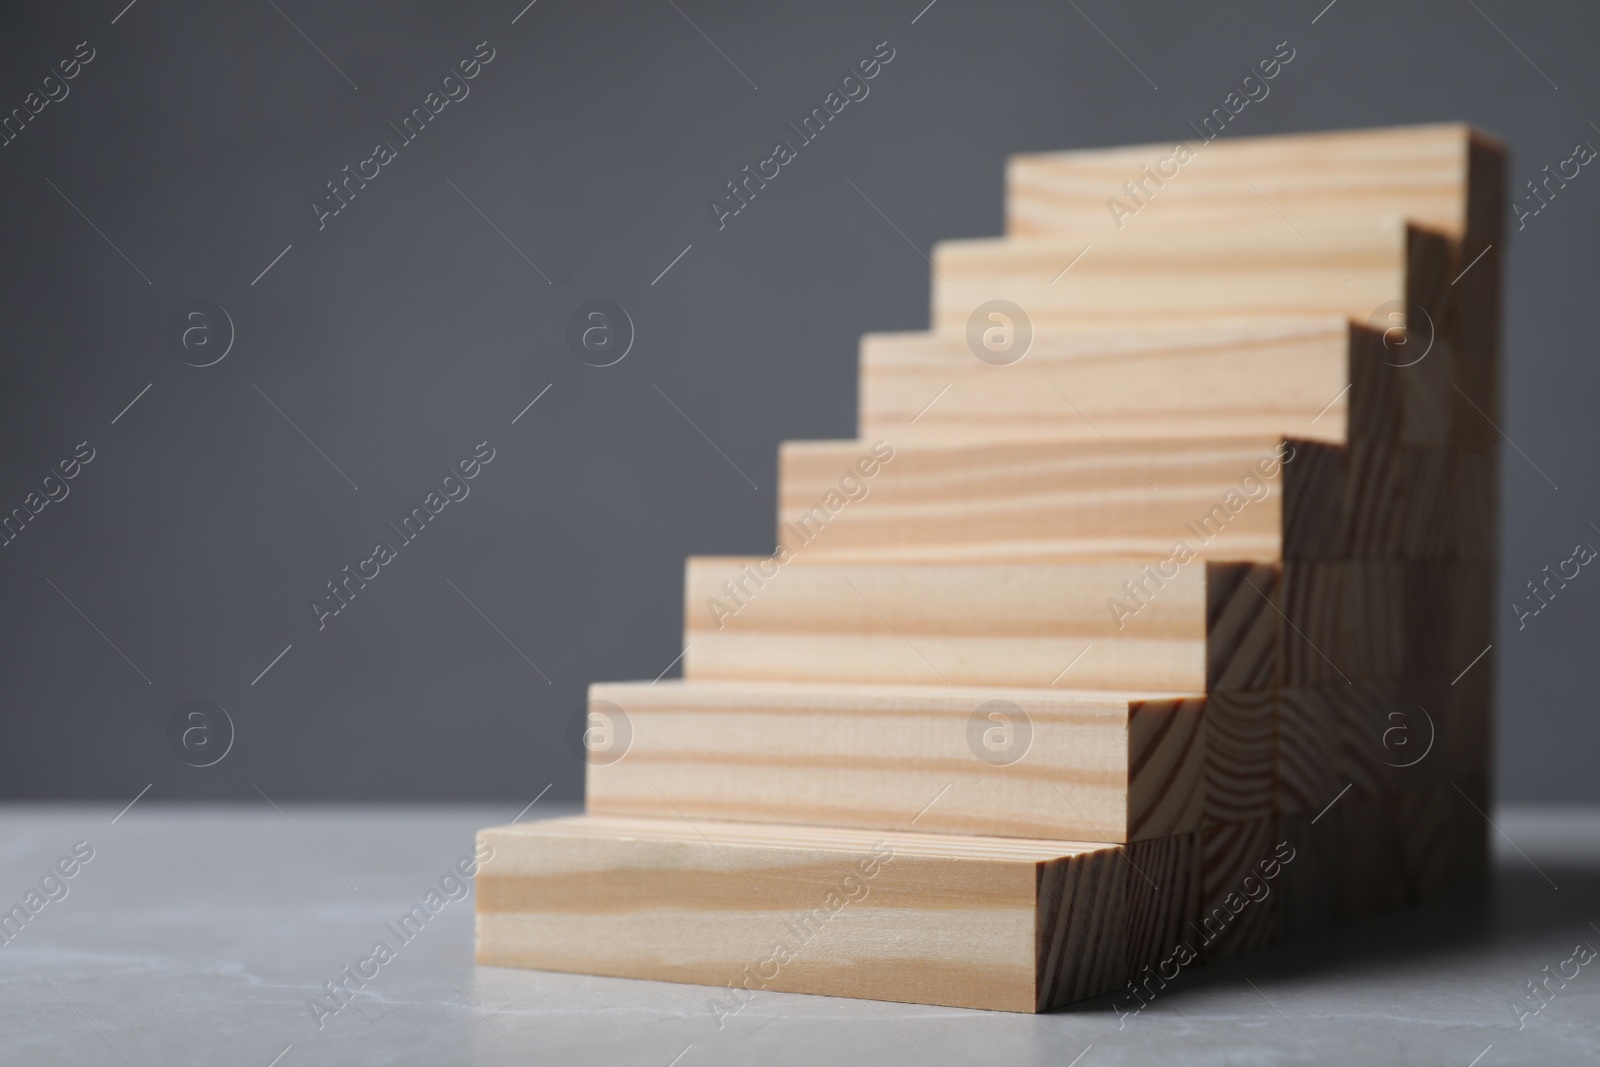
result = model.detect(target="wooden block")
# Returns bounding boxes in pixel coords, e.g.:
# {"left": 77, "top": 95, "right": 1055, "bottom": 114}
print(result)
{"left": 1449, "top": 768, "right": 1492, "bottom": 888}
{"left": 1449, "top": 560, "right": 1495, "bottom": 672}
{"left": 1197, "top": 818, "right": 1281, "bottom": 961}
{"left": 1204, "top": 689, "right": 1275, "bottom": 825}
{"left": 1006, "top": 123, "right": 1488, "bottom": 242}
{"left": 860, "top": 318, "right": 1401, "bottom": 450}
{"left": 1395, "top": 783, "right": 1459, "bottom": 902}
{"left": 1277, "top": 688, "right": 1341, "bottom": 816}
{"left": 1205, "top": 562, "right": 1281, "bottom": 692}
{"left": 1282, "top": 440, "right": 1347, "bottom": 560}
{"left": 1335, "top": 681, "right": 1403, "bottom": 798}
{"left": 585, "top": 680, "right": 1208, "bottom": 843}
{"left": 1400, "top": 449, "right": 1455, "bottom": 559}
{"left": 929, "top": 217, "right": 1451, "bottom": 344}
{"left": 1451, "top": 449, "right": 1498, "bottom": 561}
{"left": 1337, "top": 676, "right": 1448, "bottom": 797}
{"left": 1280, "top": 560, "right": 1403, "bottom": 686}
{"left": 1125, "top": 833, "right": 1200, "bottom": 975}
{"left": 1451, "top": 133, "right": 1508, "bottom": 457}
{"left": 1280, "top": 561, "right": 1346, "bottom": 687}
{"left": 685, "top": 558, "right": 1278, "bottom": 693}
{"left": 1276, "top": 811, "right": 1338, "bottom": 939}
{"left": 476, "top": 816, "right": 1195, "bottom": 1012}
{"left": 1444, "top": 651, "right": 1493, "bottom": 781}
{"left": 1335, "top": 795, "right": 1407, "bottom": 921}
{"left": 1341, "top": 561, "right": 1404, "bottom": 681}
{"left": 777, "top": 435, "right": 1334, "bottom": 564}
{"left": 1343, "top": 440, "right": 1406, "bottom": 558}
{"left": 1401, "top": 562, "right": 1453, "bottom": 682}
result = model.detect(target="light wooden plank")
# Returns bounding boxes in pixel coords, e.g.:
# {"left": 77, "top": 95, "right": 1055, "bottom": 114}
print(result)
{"left": 929, "top": 216, "right": 1450, "bottom": 342}
{"left": 476, "top": 815, "right": 1195, "bottom": 1012}
{"left": 777, "top": 435, "right": 1338, "bottom": 564}
{"left": 584, "top": 679, "right": 1207, "bottom": 843}
{"left": 684, "top": 557, "right": 1278, "bottom": 692}
{"left": 860, "top": 318, "right": 1369, "bottom": 447}
{"left": 1006, "top": 123, "right": 1489, "bottom": 241}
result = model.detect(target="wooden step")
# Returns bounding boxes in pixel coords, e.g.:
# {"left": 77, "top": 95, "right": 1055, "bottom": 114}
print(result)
{"left": 683, "top": 556, "right": 1401, "bottom": 694}
{"left": 683, "top": 557, "right": 1278, "bottom": 692}
{"left": 776, "top": 434, "right": 1345, "bottom": 563}
{"left": 475, "top": 123, "right": 1503, "bottom": 1010}
{"left": 859, "top": 318, "right": 1398, "bottom": 447}
{"left": 475, "top": 815, "right": 1198, "bottom": 1013}
{"left": 929, "top": 216, "right": 1450, "bottom": 341}
{"left": 583, "top": 679, "right": 1208, "bottom": 842}
{"left": 1005, "top": 122, "right": 1496, "bottom": 243}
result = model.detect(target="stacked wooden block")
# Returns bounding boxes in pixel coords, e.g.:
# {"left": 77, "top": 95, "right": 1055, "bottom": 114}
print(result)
{"left": 477, "top": 124, "right": 1503, "bottom": 1011}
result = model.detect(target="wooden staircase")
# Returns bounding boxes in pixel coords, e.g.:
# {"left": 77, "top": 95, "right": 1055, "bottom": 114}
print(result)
{"left": 475, "top": 122, "right": 1503, "bottom": 1013}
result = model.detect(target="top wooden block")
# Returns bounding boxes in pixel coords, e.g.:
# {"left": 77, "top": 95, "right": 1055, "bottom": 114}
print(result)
{"left": 1006, "top": 122, "right": 1502, "bottom": 245}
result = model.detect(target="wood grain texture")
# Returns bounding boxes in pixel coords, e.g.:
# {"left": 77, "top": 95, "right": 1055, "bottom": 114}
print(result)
{"left": 1279, "top": 561, "right": 1350, "bottom": 687}
{"left": 1204, "top": 688, "right": 1275, "bottom": 825}
{"left": 1277, "top": 688, "right": 1342, "bottom": 817}
{"left": 684, "top": 557, "right": 1279, "bottom": 693}
{"left": 1006, "top": 123, "right": 1488, "bottom": 241}
{"left": 929, "top": 217, "right": 1451, "bottom": 342}
{"left": 1343, "top": 438, "right": 1407, "bottom": 558}
{"left": 1334, "top": 681, "right": 1405, "bottom": 799}
{"left": 1124, "top": 833, "right": 1200, "bottom": 976}
{"left": 584, "top": 680, "right": 1207, "bottom": 843}
{"left": 778, "top": 435, "right": 1331, "bottom": 564}
{"left": 1401, "top": 449, "right": 1455, "bottom": 560}
{"left": 860, "top": 319, "right": 1362, "bottom": 446}
{"left": 1204, "top": 562, "right": 1280, "bottom": 691}
{"left": 1007, "top": 122, "right": 1504, "bottom": 470}
{"left": 1006, "top": 121, "right": 1504, "bottom": 459}
{"left": 476, "top": 815, "right": 1193, "bottom": 1013}
{"left": 1340, "top": 561, "right": 1404, "bottom": 681}
{"left": 1197, "top": 818, "right": 1281, "bottom": 961}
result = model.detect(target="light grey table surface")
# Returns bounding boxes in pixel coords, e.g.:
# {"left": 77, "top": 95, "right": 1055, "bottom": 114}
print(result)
{"left": 2, "top": 802, "right": 1596, "bottom": 1066}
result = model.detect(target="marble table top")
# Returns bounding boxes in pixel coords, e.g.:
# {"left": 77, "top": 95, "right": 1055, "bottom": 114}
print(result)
{"left": 3, "top": 802, "right": 1597, "bottom": 1066}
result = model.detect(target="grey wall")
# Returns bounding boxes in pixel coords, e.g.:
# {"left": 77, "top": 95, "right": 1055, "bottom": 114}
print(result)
{"left": 1, "top": 0, "right": 1595, "bottom": 802}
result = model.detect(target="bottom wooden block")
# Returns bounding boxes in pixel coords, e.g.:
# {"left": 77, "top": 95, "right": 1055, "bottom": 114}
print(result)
{"left": 1277, "top": 811, "right": 1338, "bottom": 939}
{"left": 476, "top": 815, "right": 1194, "bottom": 1013}
{"left": 1335, "top": 795, "right": 1408, "bottom": 921}
{"left": 1198, "top": 818, "right": 1283, "bottom": 961}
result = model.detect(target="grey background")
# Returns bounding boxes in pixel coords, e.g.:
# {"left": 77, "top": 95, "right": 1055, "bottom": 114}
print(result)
{"left": 0, "top": 0, "right": 1594, "bottom": 802}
